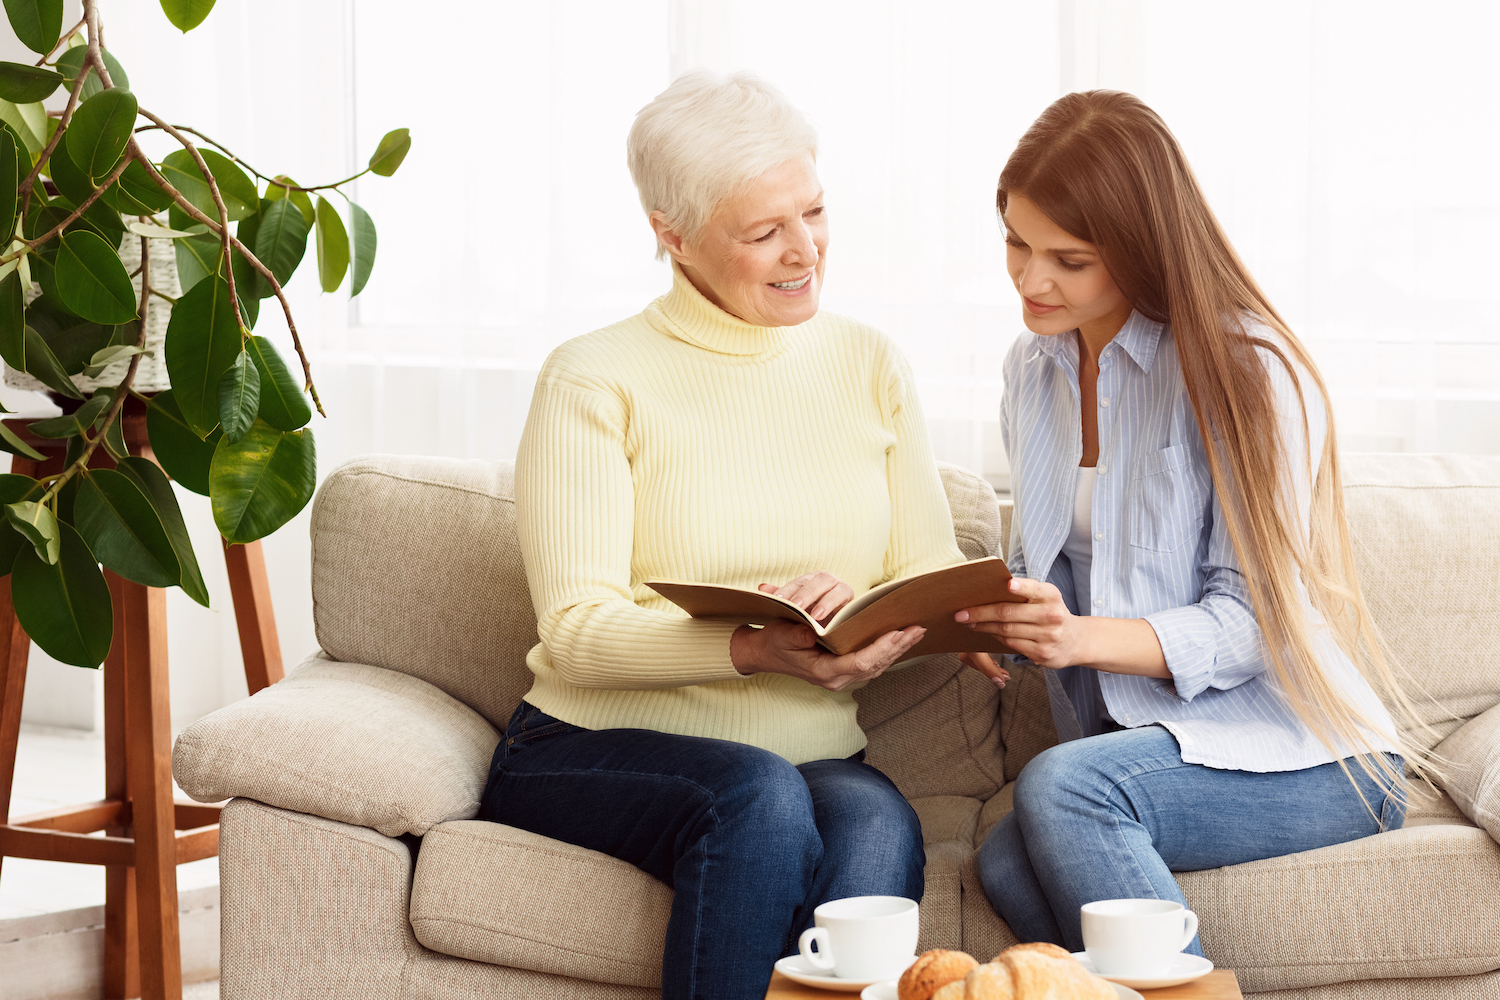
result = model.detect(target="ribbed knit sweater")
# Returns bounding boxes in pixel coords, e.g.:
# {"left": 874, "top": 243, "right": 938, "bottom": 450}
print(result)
{"left": 515, "top": 264, "right": 964, "bottom": 764}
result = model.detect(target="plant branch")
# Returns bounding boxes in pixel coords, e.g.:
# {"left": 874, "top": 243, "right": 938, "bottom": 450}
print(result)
{"left": 132, "top": 108, "right": 243, "bottom": 337}
{"left": 2, "top": 154, "right": 133, "bottom": 262}
{"left": 36, "top": 16, "right": 89, "bottom": 66}
{"left": 127, "top": 140, "right": 324, "bottom": 416}
{"left": 39, "top": 235, "right": 151, "bottom": 505}
{"left": 131, "top": 123, "right": 370, "bottom": 192}
{"left": 18, "top": 57, "right": 93, "bottom": 219}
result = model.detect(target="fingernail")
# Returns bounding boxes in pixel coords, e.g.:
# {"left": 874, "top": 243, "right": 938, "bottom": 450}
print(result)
{"left": 993, "top": 677, "right": 1005, "bottom": 688}
{"left": 1009, "top": 579, "right": 1020, "bottom": 592}
{"left": 955, "top": 610, "right": 970, "bottom": 623}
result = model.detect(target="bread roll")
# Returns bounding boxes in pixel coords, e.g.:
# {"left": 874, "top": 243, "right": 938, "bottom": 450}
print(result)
{"left": 960, "top": 961, "right": 1016, "bottom": 999}
{"left": 931, "top": 982, "right": 968, "bottom": 1000}
{"left": 992, "top": 942, "right": 1073, "bottom": 963}
{"left": 898, "top": 949, "right": 980, "bottom": 1000}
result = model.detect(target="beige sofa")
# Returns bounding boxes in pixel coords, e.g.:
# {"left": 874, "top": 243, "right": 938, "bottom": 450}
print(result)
{"left": 173, "top": 452, "right": 1500, "bottom": 999}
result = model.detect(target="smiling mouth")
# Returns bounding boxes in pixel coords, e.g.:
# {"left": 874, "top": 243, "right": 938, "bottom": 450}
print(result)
{"left": 770, "top": 274, "right": 812, "bottom": 291}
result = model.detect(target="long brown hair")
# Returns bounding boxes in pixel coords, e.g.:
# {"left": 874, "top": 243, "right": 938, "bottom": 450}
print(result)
{"left": 999, "top": 90, "right": 1428, "bottom": 789}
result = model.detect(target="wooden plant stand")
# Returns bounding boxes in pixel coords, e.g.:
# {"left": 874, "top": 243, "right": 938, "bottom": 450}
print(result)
{"left": 0, "top": 408, "right": 285, "bottom": 1000}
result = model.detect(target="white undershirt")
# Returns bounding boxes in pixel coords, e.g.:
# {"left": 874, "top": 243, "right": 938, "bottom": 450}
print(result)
{"left": 1060, "top": 466, "right": 1098, "bottom": 616}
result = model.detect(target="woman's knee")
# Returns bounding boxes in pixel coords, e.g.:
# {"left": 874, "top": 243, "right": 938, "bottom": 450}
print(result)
{"left": 700, "top": 744, "right": 819, "bottom": 844}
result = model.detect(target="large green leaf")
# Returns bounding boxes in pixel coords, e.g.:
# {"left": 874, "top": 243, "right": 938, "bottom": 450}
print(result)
{"left": 0, "top": 421, "right": 45, "bottom": 461}
{"left": 5, "top": 497, "right": 58, "bottom": 563}
{"left": 0, "top": 98, "right": 46, "bottom": 155}
{"left": 0, "top": 271, "right": 22, "bottom": 371}
{"left": 174, "top": 230, "right": 220, "bottom": 294}
{"left": 66, "top": 88, "right": 137, "bottom": 182}
{"left": 159, "top": 148, "right": 257, "bottom": 222}
{"left": 159, "top": 0, "right": 216, "bottom": 32}
{"left": 217, "top": 349, "right": 258, "bottom": 443}
{"left": 74, "top": 468, "right": 180, "bottom": 587}
{"left": 0, "top": 61, "right": 60, "bottom": 105}
{"left": 40, "top": 320, "right": 117, "bottom": 374}
{"left": 231, "top": 234, "right": 258, "bottom": 328}
{"left": 22, "top": 325, "right": 81, "bottom": 398}
{"left": 314, "top": 196, "right": 347, "bottom": 293}
{"left": 11, "top": 520, "right": 113, "bottom": 667}
{"left": 367, "top": 128, "right": 410, "bottom": 177}
{"left": 144, "top": 390, "right": 219, "bottom": 496}
{"left": 55, "top": 46, "right": 128, "bottom": 101}
{"left": 28, "top": 392, "right": 108, "bottom": 438}
{"left": 245, "top": 335, "right": 309, "bottom": 431}
{"left": 253, "top": 199, "right": 308, "bottom": 297}
{"left": 114, "top": 455, "right": 208, "bottom": 606}
{"left": 264, "top": 175, "right": 314, "bottom": 225}
{"left": 209, "top": 420, "right": 315, "bottom": 543}
{"left": 3, "top": 0, "right": 63, "bottom": 56}
{"left": 349, "top": 201, "right": 376, "bottom": 297}
{"left": 44, "top": 127, "right": 93, "bottom": 207}
{"left": 164, "top": 273, "right": 240, "bottom": 435}
{"left": 0, "top": 125, "right": 16, "bottom": 246}
{"left": 0, "top": 473, "right": 41, "bottom": 572}
{"left": 55, "top": 230, "right": 137, "bottom": 324}
{"left": 101, "top": 159, "right": 174, "bottom": 215}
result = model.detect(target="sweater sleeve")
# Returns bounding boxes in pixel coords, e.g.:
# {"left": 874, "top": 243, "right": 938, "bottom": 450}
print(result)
{"left": 879, "top": 347, "right": 966, "bottom": 583}
{"left": 514, "top": 358, "right": 746, "bottom": 691}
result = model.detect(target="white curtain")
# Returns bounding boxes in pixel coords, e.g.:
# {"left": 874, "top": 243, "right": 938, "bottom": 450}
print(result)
{"left": 6, "top": 0, "right": 1497, "bottom": 727}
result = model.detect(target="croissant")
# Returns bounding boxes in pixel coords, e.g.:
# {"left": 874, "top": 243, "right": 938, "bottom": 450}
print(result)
{"left": 898, "top": 943, "right": 1113, "bottom": 1000}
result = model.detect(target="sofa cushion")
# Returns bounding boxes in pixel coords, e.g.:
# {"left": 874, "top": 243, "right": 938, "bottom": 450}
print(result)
{"left": 1433, "top": 700, "right": 1500, "bottom": 841}
{"left": 410, "top": 817, "right": 974, "bottom": 987}
{"left": 961, "top": 783, "right": 1500, "bottom": 991}
{"left": 173, "top": 654, "right": 499, "bottom": 837}
{"left": 1340, "top": 453, "right": 1500, "bottom": 749}
{"left": 310, "top": 455, "right": 537, "bottom": 730}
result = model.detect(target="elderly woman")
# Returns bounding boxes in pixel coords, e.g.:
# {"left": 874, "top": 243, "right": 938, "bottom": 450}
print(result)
{"left": 478, "top": 71, "right": 979, "bottom": 999}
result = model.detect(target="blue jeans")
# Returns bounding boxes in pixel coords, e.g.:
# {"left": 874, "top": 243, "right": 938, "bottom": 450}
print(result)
{"left": 479, "top": 702, "right": 925, "bottom": 1000}
{"left": 976, "top": 725, "right": 1405, "bottom": 955}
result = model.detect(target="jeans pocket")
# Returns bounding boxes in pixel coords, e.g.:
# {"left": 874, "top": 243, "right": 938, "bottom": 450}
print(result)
{"left": 502, "top": 703, "right": 579, "bottom": 757}
{"left": 1128, "top": 444, "right": 1211, "bottom": 552}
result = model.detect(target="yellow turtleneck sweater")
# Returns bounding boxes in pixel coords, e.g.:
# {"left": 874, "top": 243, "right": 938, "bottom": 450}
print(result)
{"left": 515, "top": 265, "right": 964, "bottom": 764}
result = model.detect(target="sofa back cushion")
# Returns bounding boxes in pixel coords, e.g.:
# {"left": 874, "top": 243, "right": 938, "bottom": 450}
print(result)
{"left": 311, "top": 455, "right": 536, "bottom": 730}
{"left": 1340, "top": 453, "right": 1500, "bottom": 749}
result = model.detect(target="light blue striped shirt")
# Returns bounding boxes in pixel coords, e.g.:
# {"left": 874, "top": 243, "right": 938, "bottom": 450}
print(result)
{"left": 1000, "top": 311, "right": 1396, "bottom": 772}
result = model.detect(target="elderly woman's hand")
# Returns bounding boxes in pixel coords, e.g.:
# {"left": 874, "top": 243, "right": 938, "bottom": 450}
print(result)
{"left": 731, "top": 621, "right": 927, "bottom": 691}
{"left": 758, "top": 570, "right": 854, "bottom": 625}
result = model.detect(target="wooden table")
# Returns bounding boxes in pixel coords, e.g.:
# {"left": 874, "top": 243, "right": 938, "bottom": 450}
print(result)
{"left": 766, "top": 968, "right": 1242, "bottom": 999}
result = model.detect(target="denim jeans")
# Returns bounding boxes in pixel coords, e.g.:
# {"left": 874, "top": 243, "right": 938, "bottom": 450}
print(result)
{"left": 976, "top": 725, "right": 1405, "bottom": 955}
{"left": 479, "top": 702, "right": 925, "bottom": 1000}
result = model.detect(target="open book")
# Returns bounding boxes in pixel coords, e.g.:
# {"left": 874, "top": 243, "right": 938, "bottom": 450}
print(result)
{"left": 646, "top": 557, "right": 1023, "bottom": 659}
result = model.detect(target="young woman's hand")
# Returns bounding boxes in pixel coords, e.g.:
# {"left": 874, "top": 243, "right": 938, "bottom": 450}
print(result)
{"left": 758, "top": 570, "right": 854, "bottom": 625}
{"left": 958, "top": 651, "right": 1011, "bottom": 688}
{"left": 957, "top": 578, "right": 1088, "bottom": 669}
{"left": 731, "top": 620, "right": 927, "bottom": 691}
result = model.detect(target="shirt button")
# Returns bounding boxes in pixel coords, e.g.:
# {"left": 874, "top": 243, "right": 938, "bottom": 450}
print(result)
{"left": 1094, "top": 598, "right": 1105, "bottom": 608}
{"left": 1097, "top": 465, "right": 1107, "bottom": 475}
{"left": 1101, "top": 398, "right": 1111, "bottom": 407}
{"left": 1094, "top": 532, "right": 1105, "bottom": 541}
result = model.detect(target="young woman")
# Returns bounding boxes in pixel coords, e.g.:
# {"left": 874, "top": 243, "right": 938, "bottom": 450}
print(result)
{"left": 958, "top": 90, "right": 1423, "bottom": 955}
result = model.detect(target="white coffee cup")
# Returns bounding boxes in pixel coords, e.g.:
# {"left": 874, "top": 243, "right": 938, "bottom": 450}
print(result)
{"left": 1081, "top": 898, "right": 1198, "bottom": 979}
{"left": 797, "top": 896, "right": 919, "bottom": 981}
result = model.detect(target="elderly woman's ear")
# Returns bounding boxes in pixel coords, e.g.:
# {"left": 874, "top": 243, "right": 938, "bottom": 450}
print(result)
{"left": 649, "top": 212, "right": 691, "bottom": 264}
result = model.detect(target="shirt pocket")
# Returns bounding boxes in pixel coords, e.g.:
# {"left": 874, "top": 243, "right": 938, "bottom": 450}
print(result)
{"left": 1129, "top": 444, "right": 1211, "bottom": 552}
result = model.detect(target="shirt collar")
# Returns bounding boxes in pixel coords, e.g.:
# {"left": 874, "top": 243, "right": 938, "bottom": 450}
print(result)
{"left": 1031, "top": 309, "right": 1166, "bottom": 374}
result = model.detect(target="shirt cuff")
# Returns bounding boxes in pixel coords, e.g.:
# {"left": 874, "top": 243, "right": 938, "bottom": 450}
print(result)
{"left": 1144, "top": 606, "right": 1218, "bottom": 702}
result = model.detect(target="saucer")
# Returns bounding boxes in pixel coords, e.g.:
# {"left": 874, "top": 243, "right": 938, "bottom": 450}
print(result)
{"left": 1072, "top": 952, "right": 1214, "bottom": 990}
{"left": 775, "top": 954, "right": 917, "bottom": 992}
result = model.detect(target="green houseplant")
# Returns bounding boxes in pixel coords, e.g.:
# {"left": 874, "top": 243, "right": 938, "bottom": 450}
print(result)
{"left": 0, "top": 0, "right": 409, "bottom": 667}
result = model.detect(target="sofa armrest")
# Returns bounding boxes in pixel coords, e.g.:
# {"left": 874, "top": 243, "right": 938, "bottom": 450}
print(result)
{"left": 172, "top": 652, "right": 500, "bottom": 837}
{"left": 1434, "top": 700, "right": 1500, "bottom": 843}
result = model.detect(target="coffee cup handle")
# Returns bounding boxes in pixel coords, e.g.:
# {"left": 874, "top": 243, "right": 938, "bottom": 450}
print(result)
{"left": 1179, "top": 910, "right": 1199, "bottom": 952}
{"left": 799, "top": 927, "right": 836, "bottom": 972}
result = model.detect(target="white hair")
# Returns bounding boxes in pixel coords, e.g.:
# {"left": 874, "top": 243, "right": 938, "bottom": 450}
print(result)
{"left": 627, "top": 70, "right": 818, "bottom": 259}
